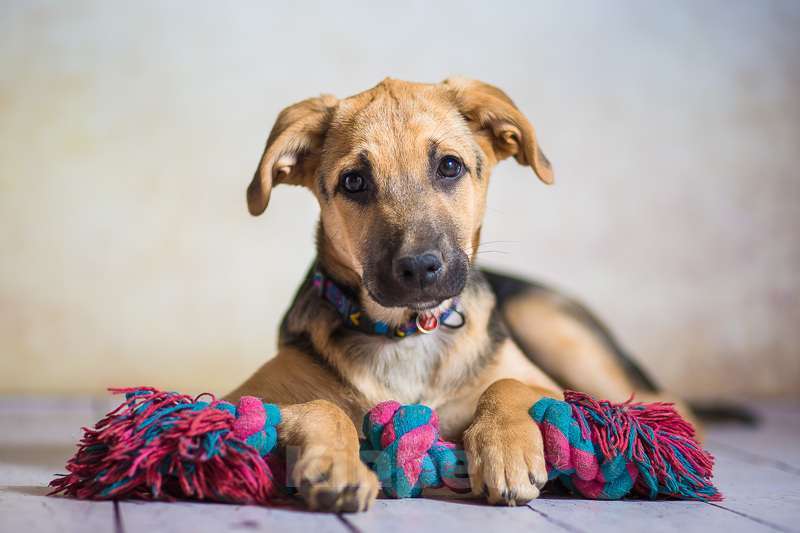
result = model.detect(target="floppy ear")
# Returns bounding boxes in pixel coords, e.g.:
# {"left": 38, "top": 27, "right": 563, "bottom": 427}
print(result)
{"left": 443, "top": 77, "right": 553, "bottom": 184}
{"left": 247, "top": 94, "right": 338, "bottom": 215}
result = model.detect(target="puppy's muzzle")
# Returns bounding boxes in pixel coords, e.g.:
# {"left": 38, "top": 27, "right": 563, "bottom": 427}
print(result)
{"left": 364, "top": 245, "right": 468, "bottom": 309}
{"left": 393, "top": 251, "right": 444, "bottom": 290}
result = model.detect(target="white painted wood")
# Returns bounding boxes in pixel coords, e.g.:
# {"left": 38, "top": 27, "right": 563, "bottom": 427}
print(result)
{"left": 0, "top": 486, "right": 114, "bottom": 533}
{"left": 0, "top": 398, "right": 94, "bottom": 486}
{"left": 528, "top": 496, "right": 776, "bottom": 533}
{"left": 707, "top": 429, "right": 800, "bottom": 476}
{"left": 119, "top": 500, "right": 349, "bottom": 533}
{"left": 0, "top": 397, "right": 96, "bottom": 446}
{"left": 707, "top": 403, "right": 800, "bottom": 471}
{"left": 705, "top": 447, "right": 800, "bottom": 532}
{"left": 0, "top": 462, "right": 66, "bottom": 487}
{"left": 344, "top": 497, "right": 560, "bottom": 533}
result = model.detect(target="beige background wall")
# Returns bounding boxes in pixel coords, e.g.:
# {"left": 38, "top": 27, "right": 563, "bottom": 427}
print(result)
{"left": 1, "top": 1, "right": 798, "bottom": 399}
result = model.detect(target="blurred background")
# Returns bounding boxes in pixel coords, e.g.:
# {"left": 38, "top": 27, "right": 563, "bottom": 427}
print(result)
{"left": 1, "top": 1, "right": 798, "bottom": 400}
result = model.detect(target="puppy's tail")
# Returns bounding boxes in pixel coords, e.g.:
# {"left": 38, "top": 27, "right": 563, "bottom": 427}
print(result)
{"left": 689, "top": 401, "right": 760, "bottom": 426}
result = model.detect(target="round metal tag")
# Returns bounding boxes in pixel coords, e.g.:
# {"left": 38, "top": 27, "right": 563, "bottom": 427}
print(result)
{"left": 416, "top": 313, "right": 439, "bottom": 333}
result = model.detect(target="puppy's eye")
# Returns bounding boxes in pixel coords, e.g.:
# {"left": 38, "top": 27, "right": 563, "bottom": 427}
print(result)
{"left": 437, "top": 156, "right": 463, "bottom": 179}
{"left": 341, "top": 172, "right": 367, "bottom": 193}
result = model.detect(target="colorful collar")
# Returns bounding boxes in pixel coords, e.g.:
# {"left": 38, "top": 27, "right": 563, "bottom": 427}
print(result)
{"left": 311, "top": 270, "right": 465, "bottom": 339}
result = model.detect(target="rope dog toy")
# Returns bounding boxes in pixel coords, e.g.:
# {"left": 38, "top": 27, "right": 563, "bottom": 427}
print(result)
{"left": 50, "top": 387, "right": 720, "bottom": 504}
{"left": 360, "top": 401, "right": 470, "bottom": 497}
{"left": 362, "top": 392, "right": 719, "bottom": 501}
{"left": 49, "top": 388, "right": 283, "bottom": 504}
{"left": 530, "top": 391, "right": 719, "bottom": 500}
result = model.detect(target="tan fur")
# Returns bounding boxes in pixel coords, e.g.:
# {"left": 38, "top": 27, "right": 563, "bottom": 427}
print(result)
{"left": 503, "top": 294, "right": 639, "bottom": 401}
{"left": 500, "top": 293, "right": 703, "bottom": 432}
{"left": 231, "top": 78, "right": 690, "bottom": 512}
{"left": 278, "top": 400, "right": 379, "bottom": 512}
{"left": 464, "top": 379, "right": 561, "bottom": 505}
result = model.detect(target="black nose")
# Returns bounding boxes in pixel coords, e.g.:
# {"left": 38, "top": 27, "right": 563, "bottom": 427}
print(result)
{"left": 394, "top": 251, "right": 444, "bottom": 289}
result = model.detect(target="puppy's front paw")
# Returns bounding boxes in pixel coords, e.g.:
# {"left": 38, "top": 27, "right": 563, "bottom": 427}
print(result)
{"left": 463, "top": 413, "right": 548, "bottom": 506}
{"left": 293, "top": 445, "right": 380, "bottom": 512}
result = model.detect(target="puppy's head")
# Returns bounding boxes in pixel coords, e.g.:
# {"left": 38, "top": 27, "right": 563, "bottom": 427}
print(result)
{"left": 247, "top": 78, "right": 553, "bottom": 317}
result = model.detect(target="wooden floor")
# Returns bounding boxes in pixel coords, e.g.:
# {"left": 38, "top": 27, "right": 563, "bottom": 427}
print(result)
{"left": 0, "top": 397, "right": 798, "bottom": 533}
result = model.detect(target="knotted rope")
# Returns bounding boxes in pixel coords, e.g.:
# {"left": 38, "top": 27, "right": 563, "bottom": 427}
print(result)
{"left": 50, "top": 387, "right": 282, "bottom": 504}
{"left": 530, "top": 391, "right": 720, "bottom": 500}
{"left": 51, "top": 387, "right": 720, "bottom": 504}
{"left": 360, "top": 401, "right": 470, "bottom": 497}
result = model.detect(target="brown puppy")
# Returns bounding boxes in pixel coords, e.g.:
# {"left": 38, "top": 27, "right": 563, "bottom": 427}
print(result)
{"left": 228, "top": 78, "right": 691, "bottom": 512}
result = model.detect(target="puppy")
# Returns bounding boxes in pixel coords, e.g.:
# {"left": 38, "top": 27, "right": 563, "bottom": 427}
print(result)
{"left": 228, "top": 77, "right": 694, "bottom": 512}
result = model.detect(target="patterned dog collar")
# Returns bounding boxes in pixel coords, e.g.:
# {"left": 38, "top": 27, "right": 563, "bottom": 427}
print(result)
{"left": 311, "top": 270, "right": 465, "bottom": 339}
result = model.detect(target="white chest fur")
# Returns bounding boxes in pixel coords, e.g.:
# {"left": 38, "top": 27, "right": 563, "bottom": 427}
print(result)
{"left": 347, "top": 328, "right": 461, "bottom": 407}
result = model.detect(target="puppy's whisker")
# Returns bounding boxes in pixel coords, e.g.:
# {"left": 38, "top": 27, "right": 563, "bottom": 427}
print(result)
{"left": 478, "top": 240, "right": 520, "bottom": 246}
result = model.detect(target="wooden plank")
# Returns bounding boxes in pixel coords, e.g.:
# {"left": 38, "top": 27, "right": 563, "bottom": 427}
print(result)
{"left": 1, "top": 459, "right": 70, "bottom": 487}
{"left": 705, "top": 447, "right": 800, "bottom": 532}
{"left": 0, "top": 486, "right": 114, "bottom": 533}
{"left": 520, "top": 421, "right": 798, "bottom": 533}
{"left": 343, "top": 497, "right": 564, "bottom": 533}
{"left": 0, "top": 397, "right": 96, "bottom": 446}
{"left": 706, "top": 403, "right": 800, "bottom": 472}
{"left": 0, "top": 396, "right": 96, "bottom": 487}
{"left": 119, "top": 500, "right": 349, "bottom": 533}
{"left": 528, "top": 496, "right": 776, "bottom": 533}
{"left": 0, "top": 396, "right": 112, "bottom": 533}
{"left": 707, "top": 432, "right": 800, "bottom": 476}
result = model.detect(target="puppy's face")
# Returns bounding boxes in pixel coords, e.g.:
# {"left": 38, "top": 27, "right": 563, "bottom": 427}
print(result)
{"left": 317, "top": 83, "right": 485, "bottom": 310}
{"left": 247, "top": 78, "right": 553, "bottom": 312}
